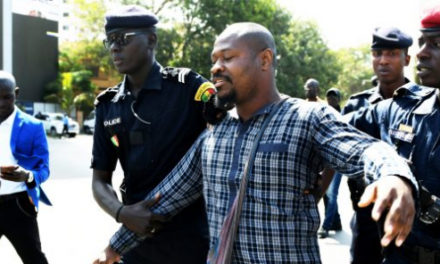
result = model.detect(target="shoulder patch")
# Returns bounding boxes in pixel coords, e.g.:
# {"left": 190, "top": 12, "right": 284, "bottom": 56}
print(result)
{"left": 194, "top": 82, "right": 216, "bottom": 102}
{"left": 94, "top": 86, "right": 119, "bottom": 106}
{"left": 161, "top": 67, "right": 193, "bottom": 84}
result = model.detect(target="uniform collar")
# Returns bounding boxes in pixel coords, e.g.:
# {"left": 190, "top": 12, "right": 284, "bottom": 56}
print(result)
{"left": 413, "top": 88, "right": 439, "bottom": 115}
{"left": 393, "top": 82, "right": 431, "bottom": 98}
{"left": 370, "top": 78, "right": 412, "bottom": 103}
{"left": 111, "top": 62, "right": 162, "bottom": 103}
{"left": 368, "top": 87, "right": 384, "bottom": 104}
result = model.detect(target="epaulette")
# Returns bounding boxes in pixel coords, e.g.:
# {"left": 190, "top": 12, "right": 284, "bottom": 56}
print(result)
{"left": 94, "top": 86, "right": 119, "bottom": 106}
{"left": 349, "top": 88, "right": 376, "bottom": 99}
{"left": 161, "top": 67, "right": 194, "bottom": 84}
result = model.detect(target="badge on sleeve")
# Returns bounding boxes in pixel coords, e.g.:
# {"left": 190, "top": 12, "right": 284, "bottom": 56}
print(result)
{"left": 110, "top": 135, "right": 119, "bottom": 147}
{"left": 194, "top": 82, "right": 217, "bottom": 102}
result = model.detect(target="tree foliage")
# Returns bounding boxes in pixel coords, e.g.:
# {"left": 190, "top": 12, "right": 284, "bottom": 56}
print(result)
{"left": 56, "top": 0, "right": 370, "bottom": 104}
{"left": 333, "top": 44, "right": 374, "bottom": 99}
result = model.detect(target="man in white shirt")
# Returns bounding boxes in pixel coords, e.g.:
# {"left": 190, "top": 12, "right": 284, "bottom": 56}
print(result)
{"left": 0, "top": 70, "right": 51, "bottom": 264}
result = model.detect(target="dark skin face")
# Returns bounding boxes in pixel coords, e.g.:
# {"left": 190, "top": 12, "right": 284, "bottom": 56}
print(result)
{"left": 371, "top": 48, "right": 409, "bottom": 98}
{"left": 0, "top": 80, "right": 17, "bottom": 123}
{"left": 106, "top": 28, "right": 157, "bottom": 94}
{"left": 210, "top": 35, "right": 261, "bottom": 108}
{"left": 305, "top": 86, "right": 318, "bottom": 100}
{"left": 210, "top": 27, "right": 278, "bottom": 121}
{"left": 326, "top": 95, "right": 340, "bottom": 109}
{"left": 417, "top": 31, "right": 440, "bottom": 88}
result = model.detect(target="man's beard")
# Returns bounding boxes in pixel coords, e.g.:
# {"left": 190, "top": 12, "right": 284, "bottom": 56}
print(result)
{"left": 214, "top": 90, "right": 236, "bottom": 111}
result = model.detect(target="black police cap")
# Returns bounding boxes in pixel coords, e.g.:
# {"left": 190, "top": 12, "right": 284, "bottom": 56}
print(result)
{"left": 371, "top": 27, "right": 413, "bottom": 50}
{"left": 326, "top": 87, "right": 341, "bottom": 99}
{"left": 105, "top": 5, "right": 158, "bottom": 33}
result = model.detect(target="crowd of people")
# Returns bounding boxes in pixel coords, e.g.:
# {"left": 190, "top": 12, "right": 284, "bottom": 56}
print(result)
{"left": 1, "top": 3, "right": 439, "bottom": 264}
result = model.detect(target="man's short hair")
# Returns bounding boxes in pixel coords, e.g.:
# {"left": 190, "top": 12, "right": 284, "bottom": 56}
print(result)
{"left": 304, "top": 78, "right": 319, "bottom": 89}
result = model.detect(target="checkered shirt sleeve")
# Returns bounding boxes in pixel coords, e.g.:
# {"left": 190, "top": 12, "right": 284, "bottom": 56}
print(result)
{"left": 109, "top": 130, "right": 207, "bottom": 255}
{"left": 110, "top": 98, "right": 415, "bottom": 261}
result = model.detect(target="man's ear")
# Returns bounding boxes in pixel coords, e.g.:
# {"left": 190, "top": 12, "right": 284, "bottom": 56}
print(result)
{"left": 405, "top": 54, "right": 411, "bottom": 66}
{"left": 260, "top": 48, "right": 274, "bottom": 71}
{"left": 147, "top": 33, "right": 157, "bottom": 49}
{"left": 15, "top": 87, "right": 19, "bottom": 97}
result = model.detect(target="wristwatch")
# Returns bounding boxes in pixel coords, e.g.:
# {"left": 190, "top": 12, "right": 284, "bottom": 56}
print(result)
{"left": 27, "top": 171, "right": 34, "bottom": 183}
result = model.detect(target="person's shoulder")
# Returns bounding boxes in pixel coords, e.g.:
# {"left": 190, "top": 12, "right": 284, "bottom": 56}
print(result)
{"left": 161, "top": 66, "right": 206, "bottom": 86}
{"left": 348, "top": 88, "right": 376, "bottom": 100}
{"left": 16, "top": 109, "right": 42, "bottom": 127}
{"left": 94, "top": 84, "right": 121, "bottom": 106}
{"left": 393, "top": 82, "right": 435, "bottom": 99}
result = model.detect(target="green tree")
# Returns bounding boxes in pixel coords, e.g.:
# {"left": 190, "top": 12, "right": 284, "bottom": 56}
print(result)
{"left": 63, "top": 0, "right": 342, "bottom": 99}
{"left": 334, "top": 44, "right": 373, "bottom": 99}
{"left": 44, "top": 71, "right": 97, "bottom": 117}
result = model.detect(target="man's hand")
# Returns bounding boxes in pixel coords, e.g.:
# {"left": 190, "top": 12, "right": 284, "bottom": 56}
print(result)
{"left": 93, "top": 245, "right": 120, "bottom": 264}
{"left": 0, "top": 165, "right": 29, "bottom": 182}
{"left": 119, "top": 193, "right": 168, "bottom": 236}
{"left": 358, "top": 175, "right": 415, "bottom": 247}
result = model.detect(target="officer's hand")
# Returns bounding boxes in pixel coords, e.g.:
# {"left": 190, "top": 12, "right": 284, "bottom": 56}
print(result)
{"left": 119, "top": 193, "right": 168, "bottom": 236}
{"left": 92, "top": 245, "right": 120, "bottom": 264}
{"left": 358, "top": 175, "right": 415, "bottom": 247}
{"left": 0, "top": 165, "right": 30, "bottom": 182}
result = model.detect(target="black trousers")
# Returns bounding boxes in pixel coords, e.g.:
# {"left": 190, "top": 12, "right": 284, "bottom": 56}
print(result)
{"left": 121, "top": 231, "right": 209, "bottom": 264}
{"left": 0, "top": 192, "right": 48, "bottom": 264}
{"left": 350, "top": 204, "right": 383, "bottom": 264}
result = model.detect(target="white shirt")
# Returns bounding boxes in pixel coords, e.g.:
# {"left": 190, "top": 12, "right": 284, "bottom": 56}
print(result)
{"left": 0, "top": 107, "right": 26, "bottom": 195}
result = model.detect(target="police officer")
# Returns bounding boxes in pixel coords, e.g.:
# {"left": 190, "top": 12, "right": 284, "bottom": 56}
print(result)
{"left": 342, "top": 27, "right": 413, "bottom": 264}
{"left": 91, "top": 5, "right": 220, "bottom": 264}
{"left": 349, "top": 9, "right": 440, "bottom": 263}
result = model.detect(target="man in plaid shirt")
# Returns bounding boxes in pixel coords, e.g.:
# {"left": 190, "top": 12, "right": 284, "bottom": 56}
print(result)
{"left": 97, "top": 22, "right": 417, "bottom": 264}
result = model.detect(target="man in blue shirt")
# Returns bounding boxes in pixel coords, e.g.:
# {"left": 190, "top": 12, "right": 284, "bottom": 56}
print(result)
{"left": 341, "top": 26, "right": 413, "bottom": 264}
{"left": 0, "top": 70, "right": 51, "bottom": 264}
{"left": 100, "top": 22, "right": 418, "bottom": 264}
{"left": 349, "top": 7, "right": 440, "bottom": 263}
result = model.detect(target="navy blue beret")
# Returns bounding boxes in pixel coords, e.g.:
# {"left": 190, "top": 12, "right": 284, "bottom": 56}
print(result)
{"left": 371, "top": 27, "right": 413, "bottom": 50}
{"left": 105, "top": 5, "right": 158, "bottom": 33}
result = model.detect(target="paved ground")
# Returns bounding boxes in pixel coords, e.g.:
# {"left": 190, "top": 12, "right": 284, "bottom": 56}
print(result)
{"left": 1, "top": 135, "right": 353, "bottom": 263}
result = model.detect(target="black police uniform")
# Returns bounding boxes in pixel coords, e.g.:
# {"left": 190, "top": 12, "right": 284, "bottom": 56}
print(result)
{"left": 92, "top": 62, "right": 209, "bottom": 263}
{"left": 350, "top": 83, "right": 440, "bottom": 264}
{"left": 342, "top": 85, "right": 386, "bottom": 264}
{"left": 342, "top": 26, "right": 413, "bottom": 264}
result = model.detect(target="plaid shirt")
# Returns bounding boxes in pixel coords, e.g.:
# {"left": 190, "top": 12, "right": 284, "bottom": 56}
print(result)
{"left": 110, "top": 98, "right": 415, "bottom": 263}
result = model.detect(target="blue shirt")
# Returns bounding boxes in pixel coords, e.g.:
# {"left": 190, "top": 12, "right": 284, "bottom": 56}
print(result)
{"left": 350, "top": 82, "right": 440, "bottom": 248}
{"left": 111, "top": 97, "right": 415, "bottom": 263}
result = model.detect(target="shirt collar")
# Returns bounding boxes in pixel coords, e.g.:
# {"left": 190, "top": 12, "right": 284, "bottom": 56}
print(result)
{"left": 368, "top": 88, "right": 384, "bottom": 104}
{"left": 237, "top": 101, "right": 279, "bottom": 123}
{"left": 413, "top": 87, "right": 439, "bottom": 115}
{"left": 1, "top": 106, "right": 17, "bottom": 126}
{"left": 370, "top": 78, "right": 412, "bottom": 103}
{"left": 111, "top": 62, "right": 162, "bottom": 103}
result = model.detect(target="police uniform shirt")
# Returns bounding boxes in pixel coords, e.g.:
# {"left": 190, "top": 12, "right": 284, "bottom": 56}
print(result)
{"left": 350, "top": 82, "right": 440, "bottom": 248}
{"left": 92, "top": 62, "right": 207, "bottom": 204}
{"left": 342, "top": 78, "right": 411, "bottom": 115}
